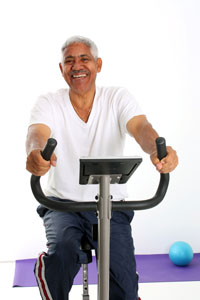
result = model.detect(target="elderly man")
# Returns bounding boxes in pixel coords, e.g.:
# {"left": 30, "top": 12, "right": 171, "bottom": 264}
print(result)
{"left": 26, "top": 36, "right": 178, "bottom": 300}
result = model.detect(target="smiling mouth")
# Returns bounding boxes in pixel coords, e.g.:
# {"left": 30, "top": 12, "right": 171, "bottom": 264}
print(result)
{"left": 70, "top": 70, "right": 89, "bottom": 79}
{"left": 72, "top": 74, "right": 87, "bottom": 78}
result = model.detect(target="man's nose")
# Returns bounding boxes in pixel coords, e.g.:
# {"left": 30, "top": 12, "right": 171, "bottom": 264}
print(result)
{"left": 72, "top": 58, "right": 82, "bottom": 70}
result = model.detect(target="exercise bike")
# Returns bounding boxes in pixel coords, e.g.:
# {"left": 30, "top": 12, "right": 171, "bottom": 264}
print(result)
{"left": 31, "top": 137, "right": 169, "bottom": 300}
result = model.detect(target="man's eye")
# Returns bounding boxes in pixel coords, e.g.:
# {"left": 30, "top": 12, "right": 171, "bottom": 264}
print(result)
{"left": 81, "top": 58, "right": 89, "bottom": 62}
{"left": 65, "top": 59, "right": 73, "bottom": 64}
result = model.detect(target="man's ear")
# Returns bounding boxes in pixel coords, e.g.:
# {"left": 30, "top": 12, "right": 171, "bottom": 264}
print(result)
{"left": 96, "top": 58, "right": 102, "bottom": 73}
{"left": 59, "top": 62, "right": 64, "bottom": 75}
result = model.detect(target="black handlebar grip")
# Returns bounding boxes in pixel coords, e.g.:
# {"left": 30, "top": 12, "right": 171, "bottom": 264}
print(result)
{"left": 41, "top": 138, "right": 57, "bottom": 161}
{"left": 156, "top": 137, "right": 167, "bottom": 160}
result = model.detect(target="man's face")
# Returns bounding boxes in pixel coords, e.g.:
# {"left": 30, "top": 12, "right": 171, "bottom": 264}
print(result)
{"left": 59, "top": 43, "right": 102, "bottom": 96}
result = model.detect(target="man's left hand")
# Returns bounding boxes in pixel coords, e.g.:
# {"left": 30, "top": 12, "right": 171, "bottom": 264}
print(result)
{"left": 150, "top": 146, "right": 178, "bottom": 173}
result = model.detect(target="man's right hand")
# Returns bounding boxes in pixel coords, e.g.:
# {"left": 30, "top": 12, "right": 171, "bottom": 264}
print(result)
{"left": 26, "top": 149, "right": 57, "bottom": 176}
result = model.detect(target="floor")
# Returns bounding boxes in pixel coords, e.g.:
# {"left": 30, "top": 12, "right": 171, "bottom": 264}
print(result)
{"left": 1, "top": 262, "right": 200, "bottom": 300}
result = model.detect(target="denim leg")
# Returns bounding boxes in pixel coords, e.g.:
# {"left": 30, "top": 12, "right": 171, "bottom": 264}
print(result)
{"left": 34, "top": 209, "right": 88, "bottom": 300}
{"left": 109, "top": 211, "right": 139, "bottom": 300}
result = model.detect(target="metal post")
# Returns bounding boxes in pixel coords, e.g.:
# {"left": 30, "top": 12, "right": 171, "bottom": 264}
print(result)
{"left": 82, "top": 263, "right": 90, "bottom": 300}
{"left": 97, "top": 175, "right": 111, "bottom": 300}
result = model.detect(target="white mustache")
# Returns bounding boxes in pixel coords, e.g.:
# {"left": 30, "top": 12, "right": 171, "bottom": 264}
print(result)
{"left": 69, "top": 70, "right": 90, "bottom": 76}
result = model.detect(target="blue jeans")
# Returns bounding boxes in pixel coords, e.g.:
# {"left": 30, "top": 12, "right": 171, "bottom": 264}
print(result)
{"left": 34, "top": 198, "right": 139, "bottom": 300}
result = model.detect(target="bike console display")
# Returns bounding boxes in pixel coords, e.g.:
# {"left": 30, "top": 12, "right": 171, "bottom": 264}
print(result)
{"left": 79, "top": 157, "right": 142, "bottom": 185}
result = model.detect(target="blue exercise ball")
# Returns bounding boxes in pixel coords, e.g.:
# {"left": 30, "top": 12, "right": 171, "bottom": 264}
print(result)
{"left": 169, "top": 241, "right": 194, "bottom": 266}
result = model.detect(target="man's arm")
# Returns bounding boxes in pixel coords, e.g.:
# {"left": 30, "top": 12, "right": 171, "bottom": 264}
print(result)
{"left": 26, "top": 124, "right": 57, "bottom": 176}
{"left": 126, "top": 115, "right": 178, "bottom": 173}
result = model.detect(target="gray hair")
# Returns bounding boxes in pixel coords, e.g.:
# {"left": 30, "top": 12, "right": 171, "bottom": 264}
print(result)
{"left": 61, "top": 36, "right": 99, "bottom": 60}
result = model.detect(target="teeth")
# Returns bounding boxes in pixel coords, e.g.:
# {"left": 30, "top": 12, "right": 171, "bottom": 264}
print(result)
{"left": 72, "top": 74, "right": 87, "bottom": 78}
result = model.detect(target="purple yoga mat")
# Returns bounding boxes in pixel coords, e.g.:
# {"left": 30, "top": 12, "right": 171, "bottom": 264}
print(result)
{"left": 13, "top": 256, "right": 97, "bottom": 287}
{"left": 13, "top": 254, "right": 200, "bottom": 287}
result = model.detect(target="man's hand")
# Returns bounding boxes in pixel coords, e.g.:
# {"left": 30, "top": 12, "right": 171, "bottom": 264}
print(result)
{"left": 150, "top": 146, "right": 178, "bottom": 173}
{"left": 26, "top": 149, "right": 57, "bottom": 176}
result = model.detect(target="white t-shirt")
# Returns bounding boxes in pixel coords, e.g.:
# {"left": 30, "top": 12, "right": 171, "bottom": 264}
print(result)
{"left": 30, "top": 86, "right": 143, "bottom": 201}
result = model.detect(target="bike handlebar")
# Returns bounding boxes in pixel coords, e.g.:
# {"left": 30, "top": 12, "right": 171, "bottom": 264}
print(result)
{"left": 30, "top": 137, "right": 169, "bottom": 212}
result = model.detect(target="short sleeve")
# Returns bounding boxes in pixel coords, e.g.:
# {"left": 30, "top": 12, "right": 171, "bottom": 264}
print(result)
{"left": 29, "top": 94, "right": 55, "bottom": 132}
{"left": 116, "top": 88, "right": 144, "bottom": 134}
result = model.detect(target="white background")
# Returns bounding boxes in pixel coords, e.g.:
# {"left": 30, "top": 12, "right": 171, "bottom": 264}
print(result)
{"left": 0, "top": 0, "right": 199, "bottom": 260}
